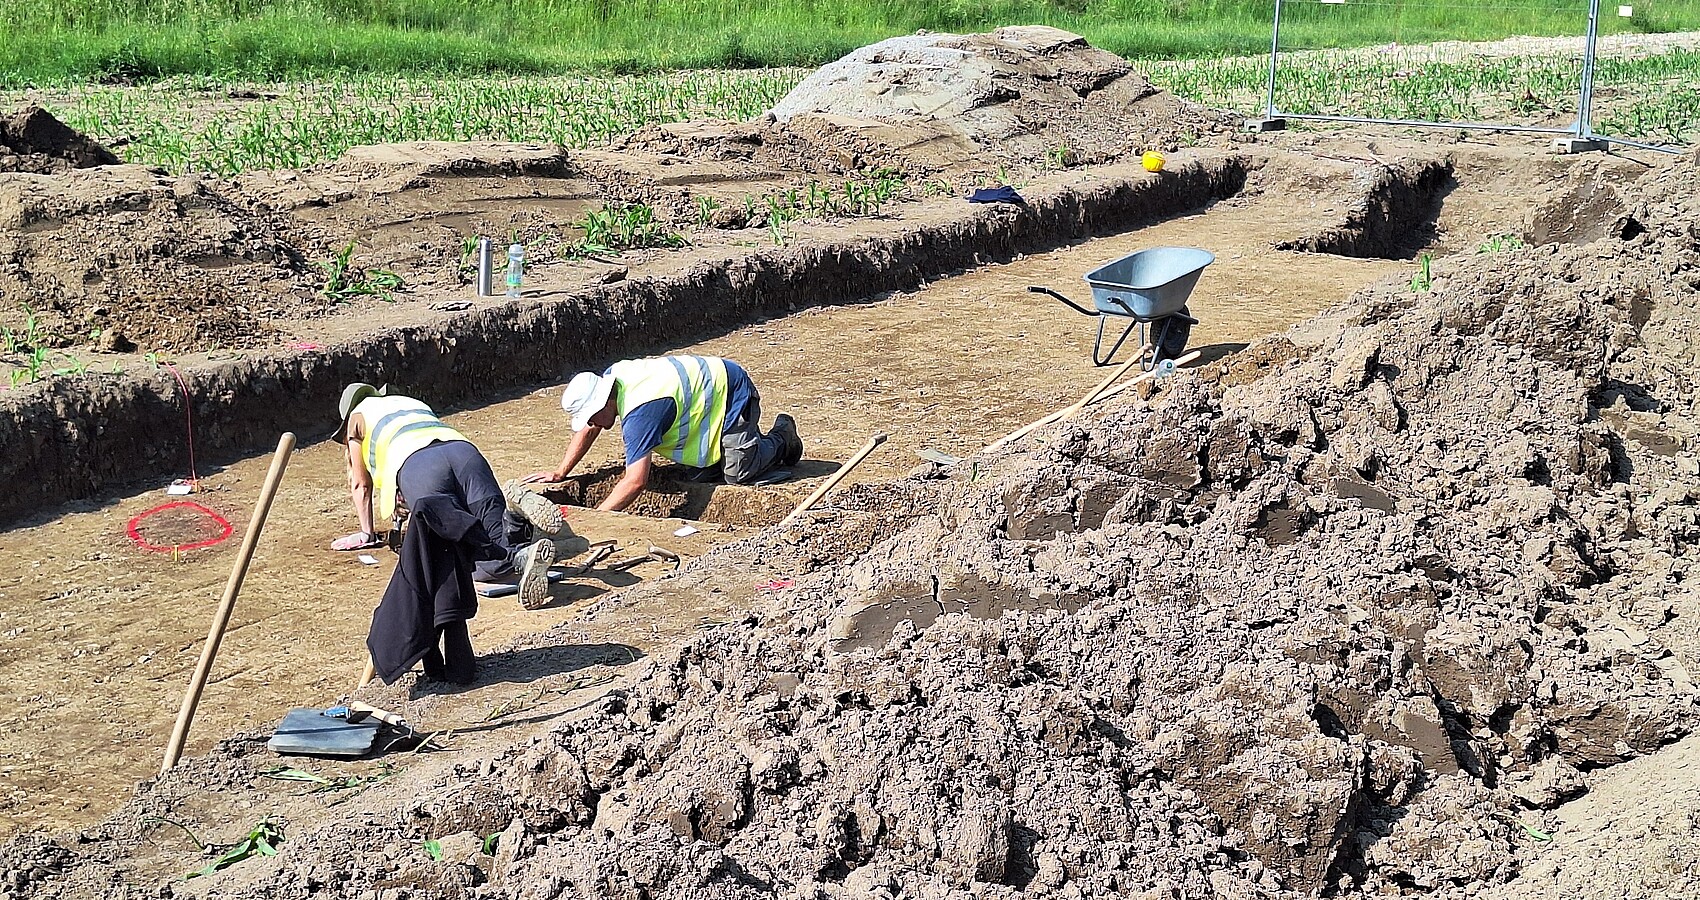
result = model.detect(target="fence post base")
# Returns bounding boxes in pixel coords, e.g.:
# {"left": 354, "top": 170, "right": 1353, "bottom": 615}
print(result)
{"left": 1553, "top": 137, "right": 1611, "bottom": 154}
{"left": 1244, "top": 117, "right": 1288, "bottom": 133}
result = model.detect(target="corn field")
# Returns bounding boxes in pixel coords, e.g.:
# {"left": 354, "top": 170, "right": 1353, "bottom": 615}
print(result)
{"left": 2, "top": 70, "right": 804, "bottom": 175}
{"left": 1144, "top": 40, "right": 1700, "bottom": 146}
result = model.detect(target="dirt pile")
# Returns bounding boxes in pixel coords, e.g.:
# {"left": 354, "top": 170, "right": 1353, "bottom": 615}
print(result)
{"left": 0, "top": 166, "right": 310, "bottom": 352}
{"left": 0, "top": 107, "right": 119, "bottom": 175}
{"left": 13, "top": 154, "right": 1683, "bottom": 899}
{"left": 615, "top": 26, "right": 1232, "bottom": 179}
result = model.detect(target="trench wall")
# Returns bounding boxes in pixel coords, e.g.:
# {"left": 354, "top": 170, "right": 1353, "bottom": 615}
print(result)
{"left": 0, "top": 155, "right": 1251, "bottom": 525}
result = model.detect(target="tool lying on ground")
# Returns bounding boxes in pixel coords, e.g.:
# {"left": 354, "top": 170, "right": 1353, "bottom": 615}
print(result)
{"left": 567, "top": 540, "right": 618, "bottom": 573}
{"left": 268, "top": 701, "right": 419, "bottom": 758}
{"left": 781, "top": 433, "right": 889, "bottom": 526}
{"left": 609, "top": 543, "right": 682, "bottom": 572}
{"left": 987, "top": 349, "right": 1201, "bottom": 454}
{"left": 916, "top": 447, "right": 964, "bottom": 466}
{"left": 988, "top": 349, "right": 1149, "bottom": 453}
{"left": 474, "top": 569, "right": 569, "bottom": 598}
{"left": 268, "top": 707, "right": 381, "bottom": 758}
{"left": 1029, "top": 245, "right": 1213, "bottom": 368}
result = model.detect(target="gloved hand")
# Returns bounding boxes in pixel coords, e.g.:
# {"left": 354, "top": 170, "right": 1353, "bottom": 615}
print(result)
{"left": 331, "top": 530, "right": 383, "bottom": 551}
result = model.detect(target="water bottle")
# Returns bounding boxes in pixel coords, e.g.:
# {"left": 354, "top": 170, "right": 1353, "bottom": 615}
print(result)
{"left": 505, "top": 243, "right": 525, "bottom": 298}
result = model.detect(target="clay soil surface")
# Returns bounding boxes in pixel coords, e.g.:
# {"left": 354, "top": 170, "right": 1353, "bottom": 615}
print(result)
{"left": 0, "top": 176, "right": 1418, "bottom": 839}
{"left": 2, "top": 27, "right": 1695, "bottom": 900}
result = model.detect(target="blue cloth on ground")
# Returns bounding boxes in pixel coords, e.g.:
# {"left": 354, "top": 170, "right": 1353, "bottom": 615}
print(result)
{"left": 615, "top": 360, "right": 756, "bottom": 465}
{"left": 968, "top": 186, "right": 1026, "bottom": 205}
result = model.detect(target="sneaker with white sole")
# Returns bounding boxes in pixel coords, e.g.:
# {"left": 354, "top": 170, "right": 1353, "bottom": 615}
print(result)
{"left": 503, "top": 479, "right": 566, "bottom": 533}
{"left": 515, "top": 538, "right": 556, "bottom": 610}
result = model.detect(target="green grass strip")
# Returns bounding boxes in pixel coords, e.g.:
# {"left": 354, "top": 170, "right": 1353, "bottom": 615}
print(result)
{"left": 2, "top": 1, "right": 1699, "bottom": 85}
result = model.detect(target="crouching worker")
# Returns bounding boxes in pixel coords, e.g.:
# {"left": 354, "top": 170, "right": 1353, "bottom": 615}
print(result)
{"left": 331, "top": 382, "right": 559, "bottom": 609}
{"left": 523, "top": 355, "right": 802, "bottom": 511}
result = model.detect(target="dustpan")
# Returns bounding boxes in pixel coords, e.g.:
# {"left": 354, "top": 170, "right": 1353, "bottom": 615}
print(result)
{"left": 268, "top": 707, "right": 381, "bottom": 757}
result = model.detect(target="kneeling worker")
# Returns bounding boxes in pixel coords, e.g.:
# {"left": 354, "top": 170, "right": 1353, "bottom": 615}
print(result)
{"left": 332, "top": 383, "right": 560, "bottom": 609}
{"left": 525, "top": 355, "right": 802, "bottom": 511}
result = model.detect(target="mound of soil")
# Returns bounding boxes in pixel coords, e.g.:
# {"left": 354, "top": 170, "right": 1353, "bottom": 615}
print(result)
{"left": 0, "top": 166, "right": 311, "bottom": 352}
{"left": 615, "top": 27, "right": 1231, "bottom": 179}
{"left": 19, "top": 152, "right": 1696, "bottom": 900}
{"left": 767, "top": 26, "right": 1233, "bottom": 173}
{"left": 0, "top": 107, "right": 119, "bottom": 175}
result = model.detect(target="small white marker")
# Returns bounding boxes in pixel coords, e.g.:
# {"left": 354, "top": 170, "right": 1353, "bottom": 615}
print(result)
{"left": 357, "top": 554, "right": 380, "bottom": 566}
{"left": 673, "top": 524, "right": 699, "bottom": 537}
{"left": 1619, "top": 5, "right": 1633, "bottom": 16}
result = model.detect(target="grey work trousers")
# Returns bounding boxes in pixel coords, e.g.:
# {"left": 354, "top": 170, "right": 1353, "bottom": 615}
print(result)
{"left": 716, "top": 391, "right": 786, "bottom": 485}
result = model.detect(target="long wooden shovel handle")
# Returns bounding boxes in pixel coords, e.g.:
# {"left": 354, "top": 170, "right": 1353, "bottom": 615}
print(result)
{"left": 356, "top": 657, "right": 376, "bottom": 691}
{"left": 781, "top": 433, "right": 888, "bottom": 526}
{"left": 985, "top": 349, "right": 1202, "bottom": 454}
{"left": 161, "top": 432, "right": 296, "bottom": 776}
{"left": 987, "top": 347, "right": 1149, "bottom": 452}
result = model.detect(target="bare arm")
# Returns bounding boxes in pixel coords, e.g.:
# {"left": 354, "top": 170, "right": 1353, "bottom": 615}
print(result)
{"left": 346, "top": 434, "right": 375, "bottom": 535}
{"left": 598, "top": 455, "right": 651, "bottom": 512}
{"left": 525, "top": 425, "right": 602, "bottom": 483}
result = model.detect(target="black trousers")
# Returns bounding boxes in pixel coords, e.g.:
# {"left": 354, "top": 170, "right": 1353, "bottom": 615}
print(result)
{"left": 396, "top": 440, "right": 528, "bottom": 581}
{"left": 420, "top": 621, "right": 476, "bottom": 684}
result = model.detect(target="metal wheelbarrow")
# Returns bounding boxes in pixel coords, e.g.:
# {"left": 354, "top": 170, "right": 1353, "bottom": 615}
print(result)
{"left": 1029, "top": 246, "right": 1213, "bottom": 368}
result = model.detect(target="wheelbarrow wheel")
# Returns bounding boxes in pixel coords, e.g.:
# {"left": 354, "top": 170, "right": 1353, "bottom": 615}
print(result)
{"left": 1151, "top": 306, "right": 1192, "bottom": 362}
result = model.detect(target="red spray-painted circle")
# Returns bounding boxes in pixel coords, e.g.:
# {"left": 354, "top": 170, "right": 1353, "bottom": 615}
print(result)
{"left": 127, "top": 501, "right": 234, "bottom": 553}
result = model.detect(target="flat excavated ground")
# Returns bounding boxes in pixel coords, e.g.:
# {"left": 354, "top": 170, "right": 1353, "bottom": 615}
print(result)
{"left": 2, "top": 130, "right": 1662, "bottom": 841}
{"left": 0, "top": 178, "right": 1410, "bottom": 838}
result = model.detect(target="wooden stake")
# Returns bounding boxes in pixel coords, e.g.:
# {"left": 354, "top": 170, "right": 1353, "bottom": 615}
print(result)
{"left": 160, "top": 432, "right": 296, "bottom": 776}
{"left": 357, "top": 657, "right": 376, "bottom": 691}
{"left": 781, "top": 433, "right": 888, "bottom": 526}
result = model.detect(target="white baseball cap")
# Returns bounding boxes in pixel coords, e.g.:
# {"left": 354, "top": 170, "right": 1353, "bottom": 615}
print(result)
{"left": 560, "top": 372, "right": 613, "bottom": 431}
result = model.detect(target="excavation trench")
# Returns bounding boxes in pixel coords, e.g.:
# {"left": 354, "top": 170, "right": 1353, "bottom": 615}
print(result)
{"left": 0, "top": 153, "right": 1256, "bottom": 526}
{"left": 0, "top": 146, "right": 1479, "bottom": 839}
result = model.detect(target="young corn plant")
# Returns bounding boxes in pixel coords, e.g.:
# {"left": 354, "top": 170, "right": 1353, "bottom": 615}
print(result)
{"left": 576, "top": 202, "right": 686, "bottom": 253}
{"left": 1476, "top": 234, "right": 1528, "bottom": 254}
{"left": 319, "top": 243, "right": 404, "bottom": 302}
{"left": 8, "top": 347, "right": 49, "bottom": 387}
{"left": 1410, "top": 253, "right": 1434, "bottom": 293}
{"left": 695, "top": 195, "right": 721, "bottom": 228}
{"left": 2, "top": 302, "right": 44, "bottom": 355}
{"left": 184, "top": 819, "right": 285, "bottom": 879}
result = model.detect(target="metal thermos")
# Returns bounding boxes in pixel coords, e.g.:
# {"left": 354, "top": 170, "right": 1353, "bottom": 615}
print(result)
{"left": 475, "top": 237, "right": 495, "bottom": 296}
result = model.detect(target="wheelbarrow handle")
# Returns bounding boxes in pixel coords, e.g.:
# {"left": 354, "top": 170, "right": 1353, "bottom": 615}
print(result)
{"left": 1028, "top": 285, "right": 1098, "bottom": 316}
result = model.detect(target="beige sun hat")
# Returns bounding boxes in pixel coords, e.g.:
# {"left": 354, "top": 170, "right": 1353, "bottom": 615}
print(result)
{"left": 333, "top": 382, "right": 386, "bottom": 441}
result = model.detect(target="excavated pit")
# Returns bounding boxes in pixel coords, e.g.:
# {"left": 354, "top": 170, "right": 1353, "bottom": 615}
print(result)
{"left": 544, "top": 465, "right": 794, "bottom": 527}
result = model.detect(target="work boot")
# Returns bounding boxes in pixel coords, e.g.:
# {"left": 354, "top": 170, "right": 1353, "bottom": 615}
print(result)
{"left": 503, "top": 479, "right": 565, "bottom": 533}
{"left": 772, "top": 413, "right": 803, "bottom": 466}
{"left": 514, "top": 538, "right": 556, "bottom": 611}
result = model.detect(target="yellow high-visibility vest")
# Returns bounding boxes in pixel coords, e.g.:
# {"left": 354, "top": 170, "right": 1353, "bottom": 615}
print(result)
{"left": 354, "top": 395, "right": 468, "bottom": 521}
{"left": 609, "top": 356, "right": 730, "bottom": 468}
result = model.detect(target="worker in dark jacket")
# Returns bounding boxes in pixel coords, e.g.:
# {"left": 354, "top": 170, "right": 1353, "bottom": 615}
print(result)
{"left": 366, "top": 495, "right": 486, "bottom": 684}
